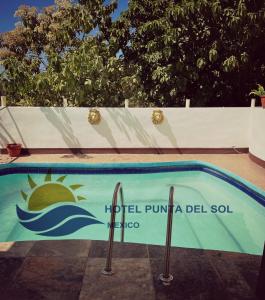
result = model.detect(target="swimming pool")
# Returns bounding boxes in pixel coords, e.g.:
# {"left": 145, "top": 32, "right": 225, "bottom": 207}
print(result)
{"left": 0, "top": 160, "right": 264, "bottom": 255}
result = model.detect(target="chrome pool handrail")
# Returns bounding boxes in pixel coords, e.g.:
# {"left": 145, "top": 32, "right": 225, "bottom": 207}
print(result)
{"left": 102, "top": 182, "right": 125, "bottom": 275}
{"left": 159, "top": 186, "right": 175, "bottom": 286}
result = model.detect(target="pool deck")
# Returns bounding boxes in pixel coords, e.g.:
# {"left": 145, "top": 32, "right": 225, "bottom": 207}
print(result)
{"left": 1, "top": 153, "right": 265, "bottom": 189}
{"left": 0, "top": 153, "right": 264, "bottom": 299}
{"left": 0, "top": 240, "right": 262, "bottom": 300}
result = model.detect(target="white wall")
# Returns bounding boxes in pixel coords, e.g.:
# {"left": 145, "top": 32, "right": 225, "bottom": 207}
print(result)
{"left": 249, "top": 109, "right": 265, "bottom": 161}
{"left": 0, "top": 107, "right": 251, "bottom": 150}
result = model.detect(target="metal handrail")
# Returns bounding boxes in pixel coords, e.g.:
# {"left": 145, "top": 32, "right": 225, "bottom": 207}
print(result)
{"left": 159, "top": 186, "right": 175, "bottom": 286}
{"left": 102, "top": 182, "right": 125, "bottom": 275}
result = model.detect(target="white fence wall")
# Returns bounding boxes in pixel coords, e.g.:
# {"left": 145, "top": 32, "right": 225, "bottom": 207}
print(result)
{"left": 249, "top": 109, "right": 265, "bottom": 161}
{"left": 0, "top": 107, "right": 251, "bottom": 150}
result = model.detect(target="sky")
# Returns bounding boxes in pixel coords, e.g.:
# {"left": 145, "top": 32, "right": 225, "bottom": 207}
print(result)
{"left": 0, "top": 0, "right": 128, "bottom": 33}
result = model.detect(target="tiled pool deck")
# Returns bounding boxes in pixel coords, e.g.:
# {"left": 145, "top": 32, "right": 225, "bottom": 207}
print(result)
{"left": 0, "top": 153, "right": 264, "bottom": 299}
{"left": 0, "top": 240, "right": 262, "bottom": 300}
{"left": 1, "top": 153, "right": 265, "bottom": 189}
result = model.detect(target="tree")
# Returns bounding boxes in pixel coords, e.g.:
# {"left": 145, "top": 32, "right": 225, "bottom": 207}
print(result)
{"left": 39, "top": 37, "right": 143, "bottom": 107}
{"left": 0, "top": 0, "right": 142, "bottom": 106}
{"left": 1, "top": 0, "right": 265, "bottom": 107}
{"left": 113, "top": 0, "right": 265, "bottom": 106}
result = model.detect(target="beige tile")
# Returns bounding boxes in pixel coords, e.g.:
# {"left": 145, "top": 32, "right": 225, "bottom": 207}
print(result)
{"left": 0, "top": 241, "right": 34, "bottom": 257}
{"left": 1, "top": 153, "right": 264, "bottom": 189}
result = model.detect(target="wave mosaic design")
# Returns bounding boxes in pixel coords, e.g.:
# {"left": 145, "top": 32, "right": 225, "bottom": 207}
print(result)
{"left": 16, "top": 171, "right": 103, "bottom": 236}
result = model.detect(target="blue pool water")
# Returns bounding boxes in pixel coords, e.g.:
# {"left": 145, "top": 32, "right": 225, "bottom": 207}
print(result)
{"left": 0, "top": 161, "right": 264, "bottom": 255}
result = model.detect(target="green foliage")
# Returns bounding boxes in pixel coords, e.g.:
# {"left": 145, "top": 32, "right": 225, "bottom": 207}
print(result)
{"left": 0, "top": 0, "right": 143, "bottom": 106}
{"left": 113, "top": 0, "right": 265, "bottom": 106}
{"left": 43, "top": 38, "right": 143, "bottom": 106}
{"left": 1, "top": 0, "right": 265, "bottom": 107}
{"left": 249, "top": 84, "right": 265, "bottom": 97}
{"left": 209, "top": 49, "right": 218, "bottom": 63}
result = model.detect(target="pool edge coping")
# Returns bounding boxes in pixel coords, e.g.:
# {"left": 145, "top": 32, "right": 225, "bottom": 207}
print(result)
{"left": 0, "top": 160, "right": 264, "bottom": 207}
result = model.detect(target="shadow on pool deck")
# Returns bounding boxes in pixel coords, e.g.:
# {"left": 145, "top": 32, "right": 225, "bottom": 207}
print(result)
{"left": 0, "top": 240, "right": 261, "bottom": 300}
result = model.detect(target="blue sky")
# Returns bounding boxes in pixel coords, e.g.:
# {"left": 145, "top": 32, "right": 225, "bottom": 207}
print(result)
{"left": 0, "top": 0, "right": 128, "bottom": 33}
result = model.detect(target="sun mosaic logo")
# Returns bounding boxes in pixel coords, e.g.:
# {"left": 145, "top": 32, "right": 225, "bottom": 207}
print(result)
{"left": 16, "top": 170, "right": 103, "bottom": 237}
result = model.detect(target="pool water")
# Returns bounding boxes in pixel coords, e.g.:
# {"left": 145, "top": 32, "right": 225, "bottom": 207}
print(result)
{"left": 0, "top": 161, "right": 264, "bottom": 255}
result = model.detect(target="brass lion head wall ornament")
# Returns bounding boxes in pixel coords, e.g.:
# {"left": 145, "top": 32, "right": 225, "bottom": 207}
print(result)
{"left": 152, "top": 109, "right": 164, "bottom": 125}
{"left": 88, "top": 108, "right": 101, "bottom": 125}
